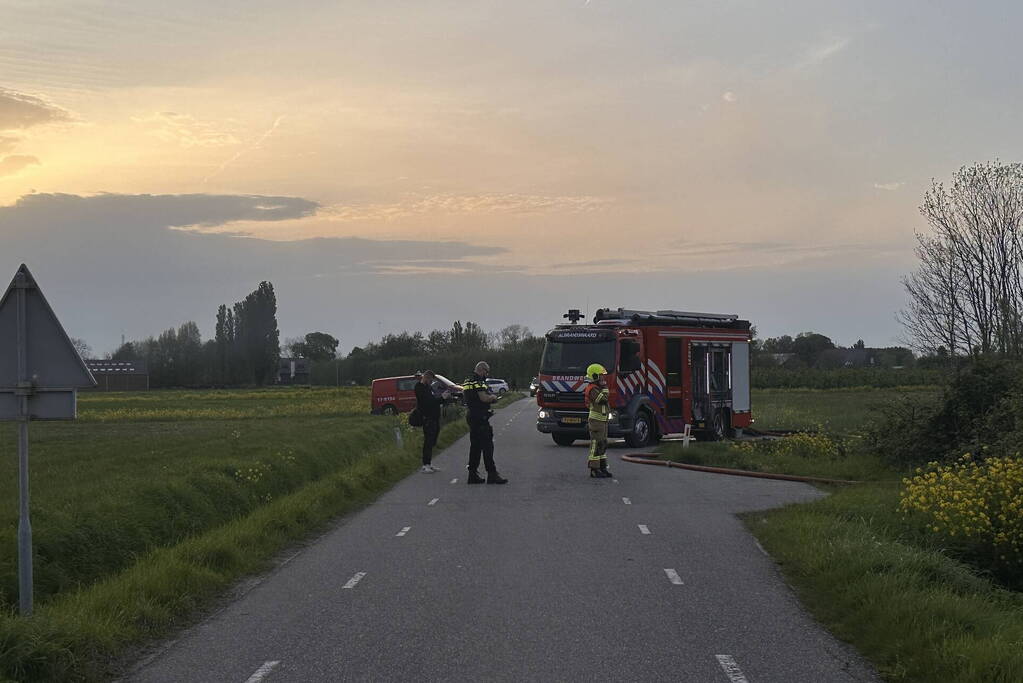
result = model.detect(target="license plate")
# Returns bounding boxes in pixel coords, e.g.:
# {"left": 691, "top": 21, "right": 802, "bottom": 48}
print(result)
{"left": 561, "top": 417, "right": 582, "bottom": 424}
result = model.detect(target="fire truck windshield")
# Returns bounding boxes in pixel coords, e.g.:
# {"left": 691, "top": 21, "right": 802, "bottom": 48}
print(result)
{"left": 540, "top": 340, "right": 616, "bottom": 376}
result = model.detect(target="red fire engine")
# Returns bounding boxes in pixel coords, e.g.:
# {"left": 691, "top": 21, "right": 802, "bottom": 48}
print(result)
{"left": 535, "top": 308, "right": 753, "bottom": 447}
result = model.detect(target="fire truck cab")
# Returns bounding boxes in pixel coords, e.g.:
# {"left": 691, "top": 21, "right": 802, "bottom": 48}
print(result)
{"left": 535, "top": 308, "right": 752, "bottom": 447}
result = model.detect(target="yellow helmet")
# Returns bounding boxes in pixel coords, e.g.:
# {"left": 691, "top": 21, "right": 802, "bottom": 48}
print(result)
{"left": 586, "top": 363, "right": 607, "bottom": 381}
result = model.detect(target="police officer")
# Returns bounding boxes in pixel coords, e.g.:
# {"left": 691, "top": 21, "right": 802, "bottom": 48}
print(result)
{"left": 462, "top": 361, "right": 507, "bottom": 484}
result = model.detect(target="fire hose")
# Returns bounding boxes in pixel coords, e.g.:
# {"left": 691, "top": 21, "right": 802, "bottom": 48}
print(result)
{"left": 620, "top": 453, "right": 862, "bottom": 485}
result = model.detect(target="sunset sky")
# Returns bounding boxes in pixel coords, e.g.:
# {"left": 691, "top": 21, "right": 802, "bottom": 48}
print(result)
{"left": 2, "top": 0, "right": 1022, "bottom": 355}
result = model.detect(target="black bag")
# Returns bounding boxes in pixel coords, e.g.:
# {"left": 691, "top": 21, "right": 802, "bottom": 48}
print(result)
{"left": 408, "top": 407, "right": 424, "bottom": 427}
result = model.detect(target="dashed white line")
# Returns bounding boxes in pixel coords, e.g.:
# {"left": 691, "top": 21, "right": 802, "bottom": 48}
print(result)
{"left": 342, "top": 572, "right": 367, "bottom": 589}
{"left": 244, "top": 660, "right": 280, "bottom": 682}
{"left": 754, "top": 540, "right": 768, "bottom": 556}
{"left": 428, "top": 497, "right": 439, "bottom": 506}
{"left": 450, "top": 478, "right": 458, "bottom": 484}
{"left": 622, "top": 497, "right": 632, "bottom": 505}
{"left": 396, "top": 526, "right": 411, "bottom": 537}
{"left": 638, "top": 524, "right": 651, "bottom": 535}
{"left": 612, "top": 478, "right": 619, "bottom": 484}
{"left": 715, "top": 655, "right": 750, "bottom": 683}
{"left": 663, "top": 568, "right": 683, "bottom": 585}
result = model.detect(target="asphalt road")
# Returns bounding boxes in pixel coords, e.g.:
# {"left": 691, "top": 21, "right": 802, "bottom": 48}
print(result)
{"left": 125, "top": 399, "right": 879, "bottom": 683}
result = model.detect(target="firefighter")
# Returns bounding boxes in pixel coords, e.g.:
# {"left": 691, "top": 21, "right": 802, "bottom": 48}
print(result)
{"left": 585, "top": 363, "right": 612, "bottom": 478}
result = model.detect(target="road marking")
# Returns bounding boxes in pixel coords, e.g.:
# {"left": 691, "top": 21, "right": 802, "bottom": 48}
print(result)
{"left": 244, "top": 660, "right": 281, "bottom": 682}
{"left": 342, "top": 572, "right": 367, "bottom": 589}
{"left": 715, "top": 655, "right": 749, "bottom": 683}
{"left": 612, "top": 478, "right": 619, "bottom": 484}
{"left": 396, "top": 526, "right": 411, "bottom": 537}
{"left": 622, "top": 497, "right": 632, "bottom": 505}
{"left": 754, "top": 540, "right": 768, "bottom": 556}
{"left": 663, "top": 568, "right": 683, "bottom": 585}
{"left": 450, "top": 478, "right": 458, "bottom": 484}
{"left": 428, "top": 497, "right": 439, "bottom": 506}
{"left": 638, "top": 524, "right": 651, "bottom": 535}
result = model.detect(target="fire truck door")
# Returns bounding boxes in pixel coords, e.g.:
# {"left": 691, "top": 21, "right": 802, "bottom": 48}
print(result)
{"left": 664, "top": 338, "right": 683, "bottom": 418}
{"left": 691, "top": 345, "right": 709, "bottom": 421}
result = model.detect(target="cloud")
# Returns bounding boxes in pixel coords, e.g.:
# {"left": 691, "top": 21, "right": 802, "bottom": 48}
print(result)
{"left": 133, "top": 111, "right": 241, "bottom": 148}
{"left": 0, "top": 136, "right": 17, "bottom": 155}
{"left": 0, "top": 192, "right": 504, "bottom": 278}
{"left": 794, "top": 36, "right": 851, "bottom": 69}
{"left": 722, "top": 91, "right": 737, "bottom": 103}
{"left": 663, "top": 240, "right": 904, "bottom": 266}
{"left": 0, "top": 89, "right": 69, "bottom": 130}
{"left": 0, "top": 191, "right": 513, "bottom": 350}
{"left": 0, "top": 154, "right": 40, "bottom": 177}
{"left": 873, "top": 181, "right": 904, "bottom": 191}
{"left": 321, "top": 192, "right": 612, "bottom": 223}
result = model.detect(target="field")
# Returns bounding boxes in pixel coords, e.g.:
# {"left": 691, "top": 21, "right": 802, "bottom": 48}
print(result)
{"left": 0, "top": 387, "right": 507, "bottom": 681}
{"left": 749, "top": 386, "right": 939, "bottom": 436}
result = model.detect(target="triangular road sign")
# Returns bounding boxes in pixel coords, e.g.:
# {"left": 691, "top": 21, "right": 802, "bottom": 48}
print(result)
{"left": 0, "top": 264, "right": 96, "bottom": 389}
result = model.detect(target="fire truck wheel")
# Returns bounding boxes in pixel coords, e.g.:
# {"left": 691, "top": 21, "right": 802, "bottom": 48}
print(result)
{"left": 626, "top": 411, "right": 653, "bottom": 448}
{"left": 382, "top": 405, "right": 398, "bottom": 416}
{"left": 709, "top": 410, "right": 730, "bottom": 441}
{"left": 552, "top": 433, "right": 575, "bottom": 446}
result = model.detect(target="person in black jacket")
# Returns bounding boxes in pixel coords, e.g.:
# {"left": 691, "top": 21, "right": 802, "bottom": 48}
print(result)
{"left": 415, "top": 370, "right": 450, "bottom": 473}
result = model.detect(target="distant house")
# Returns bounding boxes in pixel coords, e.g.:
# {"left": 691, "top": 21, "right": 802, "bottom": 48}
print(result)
{"left": 819, "top": 349, "right": 875, "bottom": 368}
{"left": 277, "top": 357, "right": 311, "bottom": 385}
{"left": 84, "top": 360, "right": 150, "bottom": 391}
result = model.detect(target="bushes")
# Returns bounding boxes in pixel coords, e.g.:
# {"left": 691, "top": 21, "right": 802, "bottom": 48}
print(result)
{"left": 867, "top": 359, "right": 1023, "bottom": 468}
{"left": 900, "top": 454, "right": 1023, "bottom": 588}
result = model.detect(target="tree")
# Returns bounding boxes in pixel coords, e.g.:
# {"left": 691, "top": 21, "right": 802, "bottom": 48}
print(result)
{"left": 900, "top": 161, "right": 1023, "bottom": 359}
{"left": 70, "top": 337, "right": 92, "bottom": 359}
{"left": 110, "top": 341, "right": 140, "bottom": 361}
{"left": 215, "top": 304, "right": 230, "bottom": 383}
{"left": 853, "top": 339, "right": 866, "bottom": 350}
{"left": 761, "top": 335, "right": 794, "bottom": 354}
{"left": 499, "top": 324, "right": 532, "bottom": 349}
{"left": 302, "top": 332, "right": 339, "bottom": 362}
{"left": 792, "top": 332, "right": 835, "bottom": 363}
{"left": 233, "top": 282, "right": 280, "bottom": 385}
{"left": 283, "top": 336, "right": 307, "bottom": 358}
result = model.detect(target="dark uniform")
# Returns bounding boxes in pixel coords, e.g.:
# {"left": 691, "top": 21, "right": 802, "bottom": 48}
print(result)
{"left": 462, "top": 372, "right": 499, "bottom": 482}
{"left": 414, "top": 380, "right": 444, "bottom": 467}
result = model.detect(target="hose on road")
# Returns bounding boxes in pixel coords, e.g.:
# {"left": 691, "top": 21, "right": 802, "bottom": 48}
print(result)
{"left": 620, "top": 453, "right": 862, "bottom": 485}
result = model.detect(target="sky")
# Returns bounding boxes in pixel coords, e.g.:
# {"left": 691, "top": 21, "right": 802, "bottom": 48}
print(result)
{"left": 2, "top": 0, "right": 1022, "bottom": 356}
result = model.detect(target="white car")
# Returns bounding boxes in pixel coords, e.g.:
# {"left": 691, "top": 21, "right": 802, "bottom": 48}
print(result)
{"left": 485, "top": 378, "right": 510, "bottom": 395}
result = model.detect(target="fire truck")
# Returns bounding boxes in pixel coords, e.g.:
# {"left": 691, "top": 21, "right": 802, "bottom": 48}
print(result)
{"left": 535, "top": 308, "right": 753, "bottom": 447}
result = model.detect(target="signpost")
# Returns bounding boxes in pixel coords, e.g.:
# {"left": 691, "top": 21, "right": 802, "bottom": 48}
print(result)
{"left": 0, "top": 264, "right": 96, "bottom": 615}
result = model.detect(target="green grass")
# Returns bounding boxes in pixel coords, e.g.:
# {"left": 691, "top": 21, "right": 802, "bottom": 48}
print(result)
{"left": 0, "top": 387, "right": 518, "bottom": 681}
{"left": 750, "top": 386, "right": 939, "bottom": 437}
{"left": 659, "top": 441, "right": 890, "bottom": 482}
{"left": 748, "top": 485, "right": 1023, "bottom": 682}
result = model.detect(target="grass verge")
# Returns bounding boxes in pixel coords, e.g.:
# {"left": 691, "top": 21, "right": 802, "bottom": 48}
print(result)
{"left": 747, "top": 484, "right": 1023, "bottom": 683}
{"left": 0, "top": 395, "right": 521, "bottom": 681}
{"left": 658, "top": 440, "right": 891, "bottom": 482}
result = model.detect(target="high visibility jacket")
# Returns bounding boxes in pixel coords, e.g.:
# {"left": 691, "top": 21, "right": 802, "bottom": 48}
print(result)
{"left": 585, "top": 383, "right": 610, "bottom": 422}
{"left": 462, "top": 374, "right": 490, "bottom": 419}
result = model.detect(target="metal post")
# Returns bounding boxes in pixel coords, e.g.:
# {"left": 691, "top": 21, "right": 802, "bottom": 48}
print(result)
{"left": 15, "top": 271, "right": 33, "bottom": 616}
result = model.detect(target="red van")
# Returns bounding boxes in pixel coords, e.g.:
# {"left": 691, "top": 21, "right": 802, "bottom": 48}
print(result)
{"left": 370, "top": 374, "right": 463, "bottom": 415}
